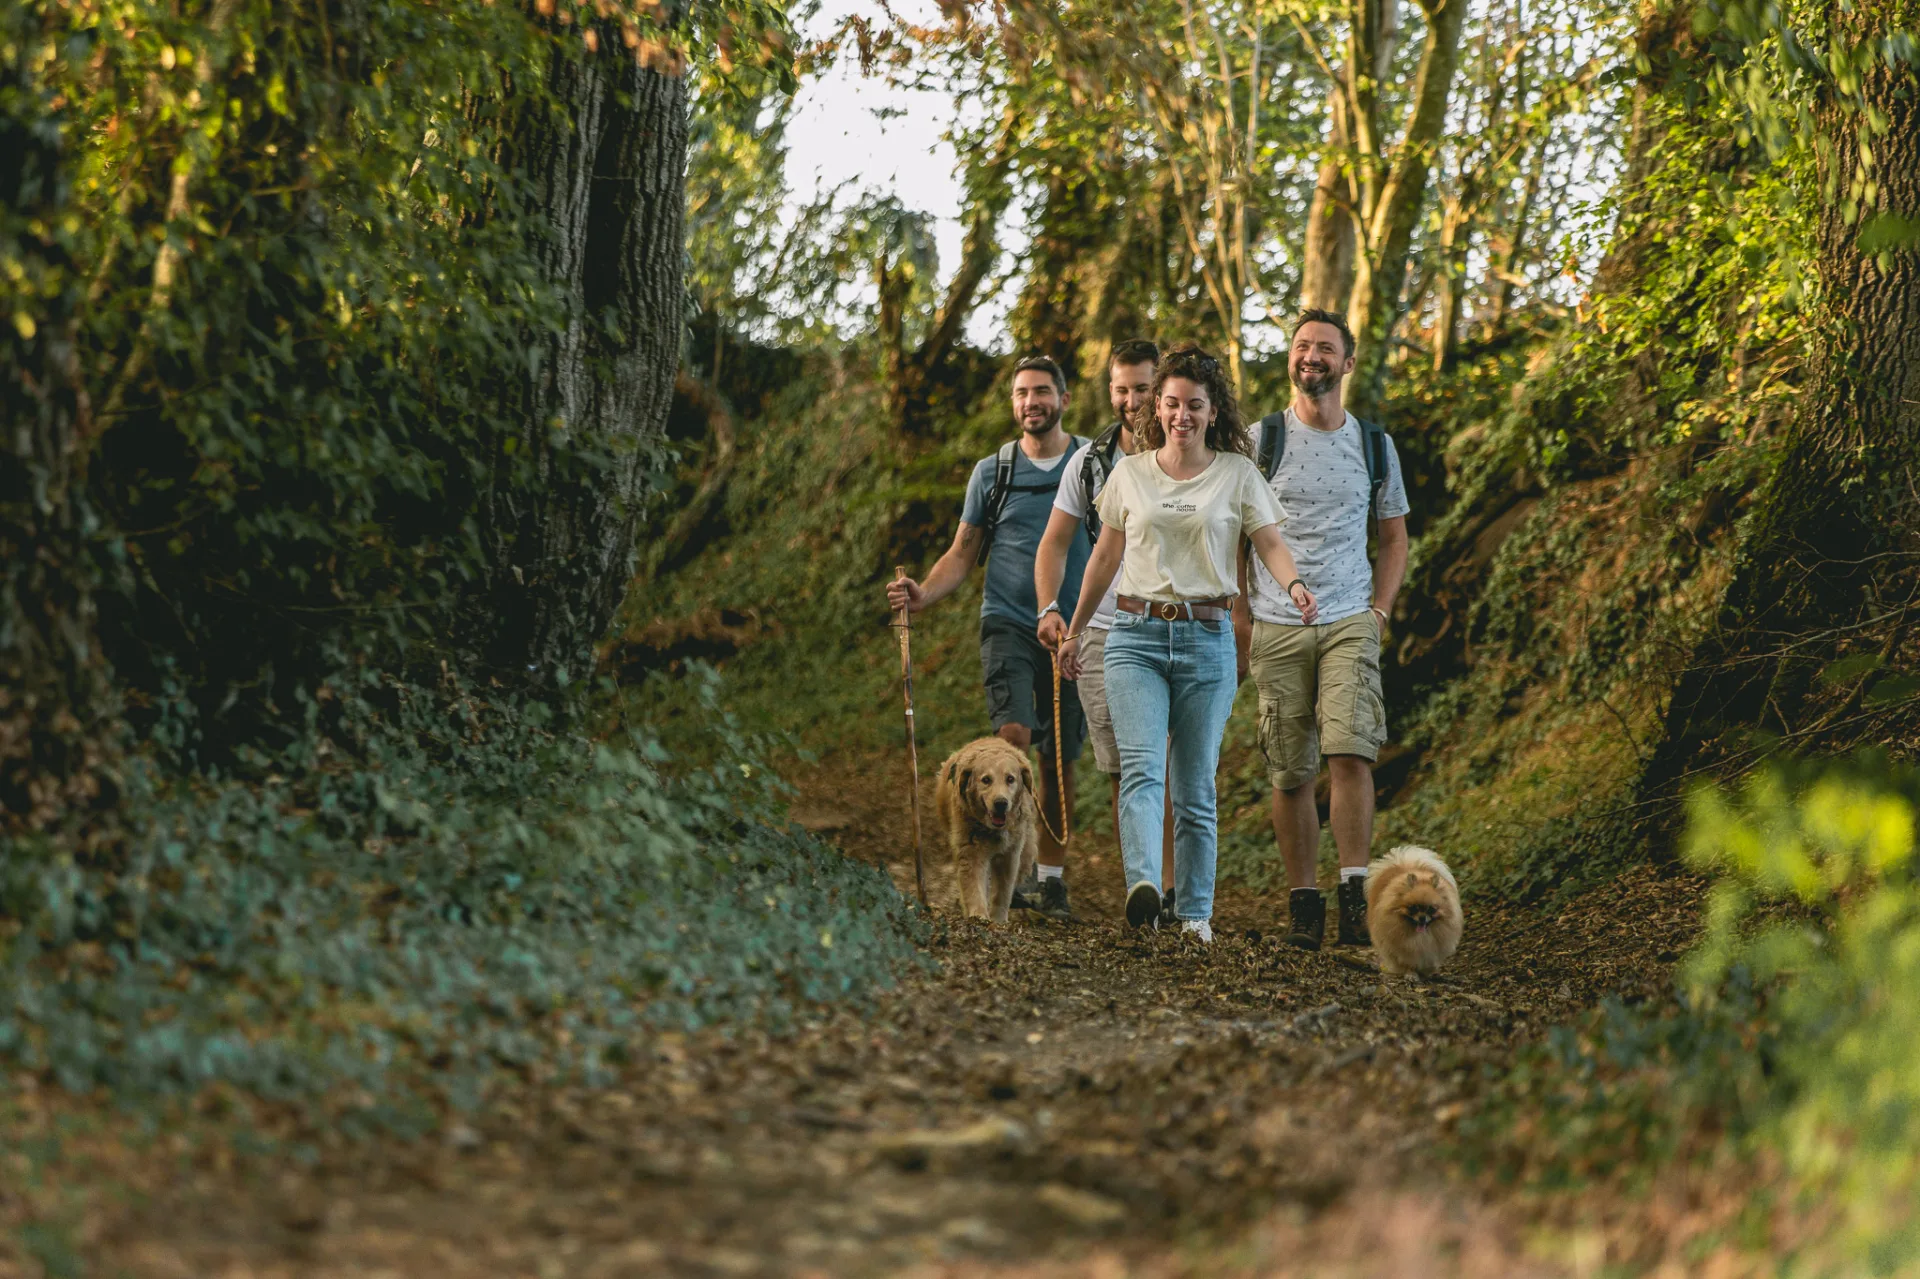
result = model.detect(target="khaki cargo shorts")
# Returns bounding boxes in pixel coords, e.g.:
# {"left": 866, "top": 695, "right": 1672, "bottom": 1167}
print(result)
{"left": 1249, "top": 610, "right": 1387, "bottom": 791}
{"left": 1076, "top": 626, "right": 1121, "bottom": 774}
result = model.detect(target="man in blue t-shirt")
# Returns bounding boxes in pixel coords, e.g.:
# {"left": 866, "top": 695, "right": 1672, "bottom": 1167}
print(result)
{"left": 886, "top": 355, "right": 1092, "bottom": 920}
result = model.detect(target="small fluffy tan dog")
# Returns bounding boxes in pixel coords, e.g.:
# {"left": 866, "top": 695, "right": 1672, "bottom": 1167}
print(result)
{"left": 1365, "top": 845, "right": 1462, "bottom": 975}
{"left": 933, "top": 737, "right": 1038, "bottom": 922}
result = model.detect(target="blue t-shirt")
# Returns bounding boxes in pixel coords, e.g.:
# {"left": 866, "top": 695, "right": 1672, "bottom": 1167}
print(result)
{"left": 960, "top": 439, "right": 1091, "bottom": 628}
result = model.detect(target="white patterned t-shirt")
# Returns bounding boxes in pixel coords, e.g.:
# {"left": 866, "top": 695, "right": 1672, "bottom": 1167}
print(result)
{"left": 1247, "top": 411, "right": 1408, "bottom": 626}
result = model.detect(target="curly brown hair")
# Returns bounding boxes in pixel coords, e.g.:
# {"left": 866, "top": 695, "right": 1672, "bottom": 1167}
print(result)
{"left": 1132, "top": 343, "right": 1251, "bottom": 457}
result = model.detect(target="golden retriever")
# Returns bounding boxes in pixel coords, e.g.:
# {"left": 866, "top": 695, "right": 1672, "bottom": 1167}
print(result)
{"left": 1365, "top": 845, "right": 1462, "bottom": 975}
{"left": 933, "top": 737, "right": 1038, "bottom": 922}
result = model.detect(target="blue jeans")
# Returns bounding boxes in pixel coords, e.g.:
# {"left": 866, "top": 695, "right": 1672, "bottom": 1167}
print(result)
{"left": 1102, "top": 612, "right": 1238, "bottom": 921}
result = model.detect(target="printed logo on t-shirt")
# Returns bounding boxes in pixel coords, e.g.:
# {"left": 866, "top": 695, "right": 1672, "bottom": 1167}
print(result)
{"left": 1159, "top": 500, "right": 1199, "bottom": 514}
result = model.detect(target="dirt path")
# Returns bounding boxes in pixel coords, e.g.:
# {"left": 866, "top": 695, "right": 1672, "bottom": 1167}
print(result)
{"left": 79, "top": 759, "right": 1698, "bottom": 1279}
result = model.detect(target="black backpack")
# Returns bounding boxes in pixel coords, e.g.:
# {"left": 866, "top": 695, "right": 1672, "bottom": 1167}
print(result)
{"left": 976, "top": 435, "right": 1086, "bottom": 564}
{"left": 1076, "top": 421, "right": 1125, "bottom": 543}
{"left": 1254, "top": 412, "right": 1393, "bottom": 520}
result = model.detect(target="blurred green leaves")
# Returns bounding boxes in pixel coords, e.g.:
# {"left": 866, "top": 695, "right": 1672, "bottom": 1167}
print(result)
{"left": 1674, "top": 761, "right": 1920, "bottom": 1266}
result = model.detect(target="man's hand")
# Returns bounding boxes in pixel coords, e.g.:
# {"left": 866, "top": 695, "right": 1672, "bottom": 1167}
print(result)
{"left": 886, "top": 574, "right": 926, "bottom": 615}
{"left": 1037, "top": 611, "right": 1067, "bottom": 650}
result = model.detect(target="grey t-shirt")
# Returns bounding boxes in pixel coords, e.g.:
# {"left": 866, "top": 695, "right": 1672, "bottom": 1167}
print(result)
{"left": 961, "top": 438, "right": 1091, "bottom": 628}
{"left": 1247, "top": 412, "right": 1408, "bottom": 626}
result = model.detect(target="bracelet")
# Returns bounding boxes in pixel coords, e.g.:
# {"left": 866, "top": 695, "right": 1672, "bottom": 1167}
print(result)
{"left": 1286, "top": 578, "right": 1306, "bottom": 596}
{"left": 1370, "top": 605, "right": 1388, "bottom": 623}
{"left": 1061, "top": 629, "right": 1086, "bottom": 646}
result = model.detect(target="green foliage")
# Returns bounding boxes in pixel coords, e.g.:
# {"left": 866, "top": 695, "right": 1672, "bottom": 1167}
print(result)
{"left": 628, "top": 345, "right": 1016, "bottom": 762}
{"left": 1693, "top": 0, "right": 1920, "bottom": 244}
{"left": 1679, "top": 761, "right": 1920, "bottom": 1267}
{"left": 1470, "top": 759, "right": 1920, "bottom": 1271}
{"left": 8, "top": 0, "right": 797, "bottom": 752}
{"left": 0, "top": 674, "right": 920, "bottom": 1121}
{"left": 29, "top": 0, "right": 558, "bottom": 741}
{"left": 1459, "top": 982, "right": 1772, "bottom": 1195}
{"left": 1570, "top": 106, "right": 1813, "bottom": 451}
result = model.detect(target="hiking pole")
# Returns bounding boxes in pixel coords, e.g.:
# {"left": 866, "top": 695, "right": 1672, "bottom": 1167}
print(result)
{"left": 892, "top": 565, "right": 929, "bottom": 911}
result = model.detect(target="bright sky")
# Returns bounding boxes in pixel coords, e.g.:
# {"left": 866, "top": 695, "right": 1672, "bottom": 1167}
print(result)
{"left": 780, "top": 0, "right": 1025, "bottom": 351}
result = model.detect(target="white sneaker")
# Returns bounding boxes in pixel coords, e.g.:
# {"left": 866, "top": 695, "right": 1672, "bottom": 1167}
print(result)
{"left": 1180, "top": 918, "right": 1213, "bottom": 944}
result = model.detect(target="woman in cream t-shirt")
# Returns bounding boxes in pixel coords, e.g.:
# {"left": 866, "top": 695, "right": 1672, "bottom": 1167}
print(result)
{"left": 1059, "top": 344, "right": 1318, "bottom": 939}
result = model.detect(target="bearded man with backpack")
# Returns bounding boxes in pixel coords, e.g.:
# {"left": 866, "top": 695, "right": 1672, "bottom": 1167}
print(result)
{"left": 886, "top": 355, "right": 1090, "bottom": 921}
{"left": 1237, "top": 310, "right": 1411, "bottom": 952}
{"left": 1035, "top": 339, "right": 1181, "bottom": 922}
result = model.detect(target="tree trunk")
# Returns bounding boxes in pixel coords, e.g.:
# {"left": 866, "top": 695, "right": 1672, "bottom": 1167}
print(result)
{"left": 1483, "top": 147, "right": 1539, "bottom": 337}
{"left": 1, "top": 18, "right": 120, "bottom": 834}
{"left": 1012, "top": 166, "right": 1110, "bottom": 382}
{"left": 475, "top": 28, "right": 688, "bottom": 685}
{"left": 1346, "top": 0, "right": 1468, "bottom": 417}
{"left": 1641, "top": 41, "right": 1920, "bottom": 803}
{"left": 1301, "top": 89, "right": 1357, "bottom": 312}
{"left": 1080, "top": 191, "right": 1147, "bottom": 374}
{"left": 1432, "top": 194, "right": 1471, "bottom": 371}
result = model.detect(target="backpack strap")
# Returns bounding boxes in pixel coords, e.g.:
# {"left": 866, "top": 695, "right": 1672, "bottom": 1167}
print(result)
{"left": 1079, "top": 422, "right": 1124, "bottom": 542}
{"left": 1255, "top": 412, "right": 1288, "bottom": 481}
{"left": 975, "top": 441, "right": 1019, "bottom": 563}
{"left": 1356, "top": 418, "right": 1390, "bottom": 520}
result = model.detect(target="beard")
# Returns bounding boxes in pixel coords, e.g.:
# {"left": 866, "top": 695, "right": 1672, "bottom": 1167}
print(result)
{"left": 1019, "top": 402, "right": 1062, "bottom": 435}
{"left": 1290, "top": 359, "right": 1339, "bottom": 397}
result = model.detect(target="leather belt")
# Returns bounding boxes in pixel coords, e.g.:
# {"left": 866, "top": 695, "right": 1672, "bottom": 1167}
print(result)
{"left": 1116, "top": 595, "right": 1232, "bottom": 622}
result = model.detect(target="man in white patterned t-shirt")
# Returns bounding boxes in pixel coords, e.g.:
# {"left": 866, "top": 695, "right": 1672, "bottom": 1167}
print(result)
{"left": 1236, "top": 310, "right": 1410, "bottom": 954}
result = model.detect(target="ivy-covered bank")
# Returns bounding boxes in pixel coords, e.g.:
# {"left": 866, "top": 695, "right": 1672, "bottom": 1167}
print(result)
{"left": 0, "top": 677, "right": 920, "bottom": 1128}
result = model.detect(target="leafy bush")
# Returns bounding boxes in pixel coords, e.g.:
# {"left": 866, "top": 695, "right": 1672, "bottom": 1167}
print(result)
{"left": 1680, "top": 759, "right": 1920, "bottom": 1269}
{"left": 0, "top": 674, "right": 921, "bottom": 1125}
{"left": 1466, "top": 757, "right": 1920, "bottom": 1271}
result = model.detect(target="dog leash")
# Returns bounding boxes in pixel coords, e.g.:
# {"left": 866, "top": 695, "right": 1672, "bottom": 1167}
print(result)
{"left": 1032, "top": 654, "right": 1071, "bottom": 852}
{"left": 891, "top": 566, "right": 929, "bottom": 910}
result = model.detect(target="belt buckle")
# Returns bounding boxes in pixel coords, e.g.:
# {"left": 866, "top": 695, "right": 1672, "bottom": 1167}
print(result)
{"left": 1159, "top": 602, "right": 1180, "bottom": 621}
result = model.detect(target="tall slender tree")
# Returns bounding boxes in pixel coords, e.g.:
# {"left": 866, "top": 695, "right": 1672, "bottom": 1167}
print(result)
{"left": 1342, "top": 0, "right": 1468, "bottom": 414}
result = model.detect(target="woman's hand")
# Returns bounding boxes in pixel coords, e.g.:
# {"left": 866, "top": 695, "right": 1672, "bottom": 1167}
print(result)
{"left": 1248, "top": 525, "right": 1319, "bottom": 625}
{"left": 1289, "top": 581, "right": 1319, "bottom": 625}
{"left": 1057, "top": 633, "right": 1084, "bottom": 680}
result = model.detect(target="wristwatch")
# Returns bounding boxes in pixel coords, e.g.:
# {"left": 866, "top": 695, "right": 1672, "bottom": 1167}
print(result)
{"left": 1038, "top": 601, "right": 1061, "bottom": 621}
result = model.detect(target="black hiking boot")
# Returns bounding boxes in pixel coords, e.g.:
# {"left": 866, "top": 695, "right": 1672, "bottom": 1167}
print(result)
{"left": 1284, "top": 888, "right": 1325, "bottom": 951}
{"left": 1010, "top": 872, "right": 1042, "bottom": 911}
{"left": 1038, "top": 876, "right": 1074, "bottom": 921}
{"left": 1125, "top": 881, "right": 1162, "bottom": 929}
{"left": 1158, "top": 886, "right": 1178, "bottom": 929}
{"left": 1336, "top": 875, "right": 1371, "bottom": 947}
